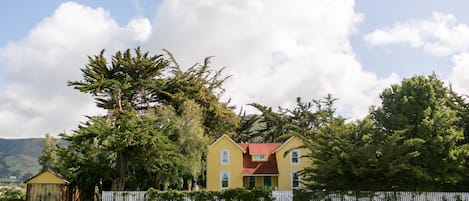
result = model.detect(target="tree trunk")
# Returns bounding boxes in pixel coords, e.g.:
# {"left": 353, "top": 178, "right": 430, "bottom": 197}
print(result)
{"left": 186, "top": 178, "right": 192, "bottom": 191}
{"left": 111, "top": 152, "right": 127, "bottom": 191}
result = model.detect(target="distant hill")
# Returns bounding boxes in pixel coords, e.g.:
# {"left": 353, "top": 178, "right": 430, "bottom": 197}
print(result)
{"left": 0, "top": 138, "right": 43, "bottom": 183}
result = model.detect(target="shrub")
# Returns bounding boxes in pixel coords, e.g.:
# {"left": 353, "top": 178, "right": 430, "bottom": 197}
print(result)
{"left": 146, "top": 187, "right": 272, "bottom": 201}
{"left": 0, "top": 188, "right": 25, "bottom": 201}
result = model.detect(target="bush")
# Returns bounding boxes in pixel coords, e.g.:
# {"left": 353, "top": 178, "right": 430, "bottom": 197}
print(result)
{"left": 0, "top": 188, "right": 25, "bottom": 201}
{"left": 147, "top": 187, "right": 273, "bottom": 201}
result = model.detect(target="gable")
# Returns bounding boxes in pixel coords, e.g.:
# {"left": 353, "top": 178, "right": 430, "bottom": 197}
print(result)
{"left": 25, "top": 170, "right": 68, "bottom": 184}
{"left": 273, "top": 136, "right": 304, "bottom": 153}
{"left": 209, "top": 134, "right": 246, "bottom": 153}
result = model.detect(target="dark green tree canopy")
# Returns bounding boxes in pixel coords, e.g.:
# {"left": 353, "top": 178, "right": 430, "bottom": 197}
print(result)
{"left": 52, "top": 48, "right": 239, "bottom": 198}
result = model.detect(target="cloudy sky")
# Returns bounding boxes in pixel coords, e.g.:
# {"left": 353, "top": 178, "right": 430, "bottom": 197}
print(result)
{"left": 1, "top": 0, "right": 469, "bottom": 138}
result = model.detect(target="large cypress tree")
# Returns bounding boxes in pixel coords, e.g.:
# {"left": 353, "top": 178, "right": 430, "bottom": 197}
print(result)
{"left": 372, "top": 75, "right": 464, "bottom": 190}
{"left": 53, "top": 48, "right": 238, "bottom": 198}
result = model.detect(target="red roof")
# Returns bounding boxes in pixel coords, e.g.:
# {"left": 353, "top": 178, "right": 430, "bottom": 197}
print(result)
{"left": 239, "top": 143, "right": 282, "bottom": 175}
{"left": 239, "top": 143, "right": 282, "bottom": 154}
{"left": 239, "top": 144, "right": 248, "bottom": 151}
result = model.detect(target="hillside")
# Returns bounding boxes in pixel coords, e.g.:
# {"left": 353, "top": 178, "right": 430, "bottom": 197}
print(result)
{"left": 0, "top": 138, "right": 43, "bottom": 183}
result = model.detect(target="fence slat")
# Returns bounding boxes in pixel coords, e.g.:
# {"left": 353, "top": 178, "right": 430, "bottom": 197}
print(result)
{"left": 102, "top": 190, "right": 469, "bottom": 201}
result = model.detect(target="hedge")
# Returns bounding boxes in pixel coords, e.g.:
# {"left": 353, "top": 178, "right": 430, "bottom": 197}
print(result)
{"left": 146, "top": 188, "right": 273, "bottom": 201}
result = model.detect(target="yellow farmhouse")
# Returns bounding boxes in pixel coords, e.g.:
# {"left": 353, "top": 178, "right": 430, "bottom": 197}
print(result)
{"left": 206, "top": 135, "right": 310, "bottom": 190}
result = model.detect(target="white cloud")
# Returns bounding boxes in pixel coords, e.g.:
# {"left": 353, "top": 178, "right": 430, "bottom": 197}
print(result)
{"left": 364, "top": 12, "right": 469, "bottom": 57}
{"left": 0, "top": 0, "right": 399, "bottom": 138}
{"left": 364, "top": 12, "right": 469, "bottom": 98}
{"left": 0, "top": 2, "right": 152, "bottom": 138}
{"left": 449, "top": 53, "right": 469, "bottom": 95}
{"left": 147, "top": 0, "right": 398, "bottom": 118}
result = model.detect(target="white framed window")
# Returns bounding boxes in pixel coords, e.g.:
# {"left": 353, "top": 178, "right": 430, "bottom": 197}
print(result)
{"left": 291, "top": 171, "right": 300, "bottom": 189}
{"left": 252, "top": 154, "right": 266, "bottom": 161}
{"left": 221, "top": 149, "right": 229, "bottom": 165}
{"left": 220, "top": 171, "right": 230, "bottom": 188}
{"left": 290, "top": 149, "right": 300, "bottom": 165}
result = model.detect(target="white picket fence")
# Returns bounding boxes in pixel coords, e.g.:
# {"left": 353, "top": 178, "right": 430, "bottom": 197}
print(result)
{"left": 316, "top": 191, "right": 469, "bottom": 201}
{"left": 102, "top": 191, "right": 148, "bottom": 201}
{"left": 102, "top": 190, "right": 469, "bottom": 201}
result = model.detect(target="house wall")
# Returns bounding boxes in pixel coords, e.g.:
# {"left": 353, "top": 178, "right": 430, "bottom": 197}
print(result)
{"left": 206, "top": 136, "right": 244, "bottom": 190}
{"left": 275, "top": 137, "right": 310, "bottom": 190}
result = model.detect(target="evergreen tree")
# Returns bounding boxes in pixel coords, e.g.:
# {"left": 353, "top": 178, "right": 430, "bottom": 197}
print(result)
{"left": 372, "top": 75, "right": 464, "bottom": 190}
{"left": 56, "top": 48, "right": 237, "bottom": 197}
{"left": 38, "top": 133, "right": 59, "bottom": 171}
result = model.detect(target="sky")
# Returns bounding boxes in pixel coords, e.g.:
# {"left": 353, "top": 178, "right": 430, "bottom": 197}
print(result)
{"left": 1, "top": 0, "right": 469, "bottom": 138}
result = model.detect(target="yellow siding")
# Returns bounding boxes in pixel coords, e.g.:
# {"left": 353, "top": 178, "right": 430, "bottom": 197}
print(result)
{"left": 272, "top": 176, "right": 278, "bottom": 188}
{"left": 207, "top": 135, "right": 311, "bottom": 190}
{"left": 206, "top": 135, "right": 244, "bottom": 190}
{"left": 26, "top": 171, "right": 67, "bottom": 184}
{"left": 255, "top": 177, "right": 263, "bottom": 188}
{"left": 275, "top": 137, "right": 310, "bottom": 190}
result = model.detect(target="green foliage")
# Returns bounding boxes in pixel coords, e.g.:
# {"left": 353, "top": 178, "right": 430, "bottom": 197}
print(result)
{"left": 234, "top": 113, "right": 263, "bottom": 143}
{"left": 53, "top": 47, "right": 237, "bottom": 198}
{"left": 38, "top": 134, "right": 58, "bottom": 171}
{"left": 249, "top": 75, "right": 469, "bottom": 191}
{"left": 372, "top": 75, "right": 465, "bottom": 190}
{"left": 146, "top": 188, "right": 273, "bottom": 201}
{"left": 448, "top": 87, "right": 469, "bottom": 190}
{"left": 242, "top": 95, "right": 338, "bottom": 143}
{"left": 157, "top": 52, "right": 239, "bottom": 139}
{"left": 0, "top": 188, "right": 25, "bottom": 201}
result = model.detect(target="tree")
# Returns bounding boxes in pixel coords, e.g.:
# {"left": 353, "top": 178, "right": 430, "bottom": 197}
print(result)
{"left": 143, "top": 100, "right": 209, "bottom": 190}
{"left": 156, "top": 53, "right": 239, "bottom": 139}
{"left": 372, "top": 75, "right": 464, "bottom": 190}
{"left": 57, "top": 48, "right": 237, "bottom": 197}
{"left": 38, "top": 133, "right": 59, "bottom": 171}
{"left": 243, "top": 95, "right": 338, "bottom": 143}
{"left": 67, "top": 48, "right": 171, "bottom": 192}
{"left": 233, "top": 112, "right": 263, "bottom": 143}
{"left": 448, "top": 88, "right": 469, "bottom": 190}
{"left": 68, "top": 48, "right": 168, "bottom": 116}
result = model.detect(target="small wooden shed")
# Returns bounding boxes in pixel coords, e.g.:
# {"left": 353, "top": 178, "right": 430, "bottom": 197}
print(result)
{"left": 25, "top": 170, "right": 69, "bottom": 201}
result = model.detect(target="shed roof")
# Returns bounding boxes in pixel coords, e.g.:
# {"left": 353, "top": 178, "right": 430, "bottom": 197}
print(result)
{"left": 24, "top": 169, "right": 69, "bottom": 184}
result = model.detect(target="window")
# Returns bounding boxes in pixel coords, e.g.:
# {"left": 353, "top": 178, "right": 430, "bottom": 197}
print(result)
{"left": 263, "top": 176, "right": 272, "bottom": 187}
{"left": 221, "top": 149, "right": 229, "bottom": 165}
{"left": 248, "top": 176, "right": 255, "bottom": 188}
{"left": 291, "top": 171, "right": 300, "bottom": 189}
{"left": 253, "top": 154, "right": 266, "bottom": 161}
{"left": 290, "top": 149, "right": 300, "bottom": 165}
{"left": 220, "top": 171, "right": 230, "bottom": 188}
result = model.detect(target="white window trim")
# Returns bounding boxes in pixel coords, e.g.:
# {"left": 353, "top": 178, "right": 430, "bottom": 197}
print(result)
{"left": 291, "top": 171, "right": 300, "bottom": 189}
{"left": 252, "top": 154, "right": 267, "bottom": 161}
{"left": 290, "top": 149, "right": 300, "bottom": 165}
{"left": 220, "top": 171, "right": 230, "bottom": 189}
{"left": 221, "top": 149, "right": 230, "bottom": 165}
